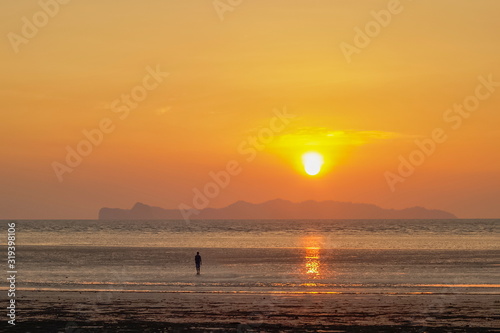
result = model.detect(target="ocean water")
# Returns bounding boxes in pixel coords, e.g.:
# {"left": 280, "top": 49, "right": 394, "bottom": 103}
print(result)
{"left": 2, "top": 219, "right": 499, "bottom": 295}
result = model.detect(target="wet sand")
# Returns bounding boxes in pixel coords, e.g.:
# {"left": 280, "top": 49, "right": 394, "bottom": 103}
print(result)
{"left": 6, "top": 290, "right": 499, "bottom": 332}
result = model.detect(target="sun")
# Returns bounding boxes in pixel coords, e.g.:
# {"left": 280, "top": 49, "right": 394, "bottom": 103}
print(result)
{"left": 302, "top": 152, "right": 324, "bottom": 176}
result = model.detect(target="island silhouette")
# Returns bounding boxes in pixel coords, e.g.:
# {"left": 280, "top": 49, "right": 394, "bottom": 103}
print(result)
{"left": 98, "top": 199, "right": 457, "bottom": 220}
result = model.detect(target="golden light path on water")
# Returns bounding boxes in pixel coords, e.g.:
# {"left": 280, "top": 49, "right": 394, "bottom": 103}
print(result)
{"left": 302, "top": 236, "right": 324, "bottom": 285}
{"left": 305, "top": 247, "right": 320, "bottom": 278}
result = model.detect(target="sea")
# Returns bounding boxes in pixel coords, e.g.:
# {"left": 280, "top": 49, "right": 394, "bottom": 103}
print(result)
{"left": 2, "top": 219, "right": 499, "bottom": 296}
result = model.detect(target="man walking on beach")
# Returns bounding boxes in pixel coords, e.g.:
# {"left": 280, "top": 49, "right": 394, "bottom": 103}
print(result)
{"left": 195, "top": 252, "right": 202, "bottom": 275}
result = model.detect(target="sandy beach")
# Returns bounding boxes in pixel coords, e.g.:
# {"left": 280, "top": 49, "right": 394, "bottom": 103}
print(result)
{"left": 6, "top": 289, "right": 498, "bottom": 332}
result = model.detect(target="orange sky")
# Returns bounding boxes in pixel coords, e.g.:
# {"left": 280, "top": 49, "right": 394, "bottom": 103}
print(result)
{"left": 1, "top": 0, "right": 499, "bottom": 218}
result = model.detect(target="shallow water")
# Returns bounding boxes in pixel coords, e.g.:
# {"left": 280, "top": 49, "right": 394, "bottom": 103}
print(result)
{"left": 7, "top": 219, "right": 500, "bottom": 248}
{"left": 2, "top": 219, "right": 499, "bottom": 295}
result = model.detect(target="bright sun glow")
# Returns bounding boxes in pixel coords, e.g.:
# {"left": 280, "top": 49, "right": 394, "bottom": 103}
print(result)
{"left": 302, "top": 152, "right": 324, "bottom": 176}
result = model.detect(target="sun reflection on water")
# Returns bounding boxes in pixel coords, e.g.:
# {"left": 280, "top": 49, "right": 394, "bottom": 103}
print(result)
{"left": 302, "top": 235, "right": 325, "bottom": 281}
{"left": 305, "top": 247, "right": 320, "bottom": 279}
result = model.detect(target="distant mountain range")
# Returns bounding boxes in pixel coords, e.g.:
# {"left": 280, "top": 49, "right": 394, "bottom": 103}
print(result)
{"left": 98, "top": 199, "right": 457, "bottom": 220}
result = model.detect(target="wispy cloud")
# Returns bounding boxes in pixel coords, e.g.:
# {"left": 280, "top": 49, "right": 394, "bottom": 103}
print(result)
{"left": 274, "top": 127, "right": 406, "bottom": 148}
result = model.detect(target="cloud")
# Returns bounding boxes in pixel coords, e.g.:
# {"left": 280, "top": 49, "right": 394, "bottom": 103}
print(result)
{"left": 155, "top": 106, "right": 172, "bottom": 115}
{"left": 274, "top": 127, "right": 406, "bottom": 148}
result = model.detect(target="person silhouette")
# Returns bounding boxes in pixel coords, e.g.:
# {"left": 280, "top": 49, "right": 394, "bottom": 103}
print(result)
{"left": 195, "top": 252, "right": 202, "bottom": 275}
